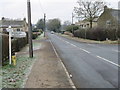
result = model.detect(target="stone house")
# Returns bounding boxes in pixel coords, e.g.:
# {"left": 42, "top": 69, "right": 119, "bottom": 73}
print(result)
{"left": 75, "top": 17, "right": 98, "bottom": 29}
{"left": 97, "top": 6, "right": 120, "bottom": 28}
{"left": 0, "top": 17, "right": 28, "bottom": 33}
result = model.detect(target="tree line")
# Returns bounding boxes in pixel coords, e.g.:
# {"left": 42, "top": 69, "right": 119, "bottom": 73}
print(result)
{"left": 33, "top": 0, "right": 119, "bottom": 41}
{"left": 34, "top": 18, "right": 61, "bottom": 32}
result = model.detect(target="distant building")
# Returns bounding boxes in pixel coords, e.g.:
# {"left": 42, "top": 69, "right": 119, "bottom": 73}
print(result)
{"left": 75, "top": 17, "right": 98, "bottom": 29}
{"left": 97, "top": 6, "right": 120, "bottom": 28}
{"left": 0, "top": 17, "right": 28, "bottom": 33}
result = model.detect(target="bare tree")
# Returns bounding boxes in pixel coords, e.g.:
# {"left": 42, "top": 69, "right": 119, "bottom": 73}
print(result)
{"left": 74, "top": 0, "right": 105, "bottom": 28}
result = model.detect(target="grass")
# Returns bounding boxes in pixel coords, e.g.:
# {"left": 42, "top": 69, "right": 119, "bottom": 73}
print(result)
{"left": 1, "top": 33, "right": 44, "bottom": 88}
{"left": 60, "top": 34, "right": 119, "bottom": 44}
{"left": 2, "top": 52, "right": 36, "bottom": 88}
{"left": 36, "top": 32, "right": 44, "bottom": 40}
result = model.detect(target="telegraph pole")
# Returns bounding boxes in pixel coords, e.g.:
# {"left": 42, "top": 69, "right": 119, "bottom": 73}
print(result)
{"left": 44, "top": 13, "right": 46, "bottom": 37}
{"left": 72, "top": 13, "right": 74, "bottom": 34}
{"left": 27, "top": 0, "right": 33, "bottom": 58}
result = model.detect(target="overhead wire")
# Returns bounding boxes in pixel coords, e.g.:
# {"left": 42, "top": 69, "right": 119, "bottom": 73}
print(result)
{"left": 38, "top": 0, "right": 45, "bottom": 15}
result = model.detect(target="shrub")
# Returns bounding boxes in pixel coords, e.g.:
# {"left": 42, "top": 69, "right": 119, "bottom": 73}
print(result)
{"left": 65, "top": 25, "right": 79, "bottom": 33}
{"left": 91, "top": 27, "right": 107, "bottom": 41}
{"left": 2, "top": 34, "right": 9, "bottom": 65}
{"left": 73, "top": 27, "right": 119, "bottom": 41}
{"left": 106, "top": 28, "right": 118, "bottom": 40}
{"left": 74, "top": 28, "right": 88, "bottom": 39}
{"left": 2, "top": 32, "right": 28, "bottom": 66}
{"left": 64, "top": 32, "right": 73, "bottom": 37}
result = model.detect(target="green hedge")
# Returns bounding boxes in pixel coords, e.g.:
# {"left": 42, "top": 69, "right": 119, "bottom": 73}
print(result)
{"left": 74, "top": 27, "right": 120, "bottom": 41}
{"left": 2, "top": 32, "right": 28, "bottom": 65}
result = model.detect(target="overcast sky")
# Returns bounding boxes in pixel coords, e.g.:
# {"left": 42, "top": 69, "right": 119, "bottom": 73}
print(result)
{"left": 0, "top": 0, "right": 119, "bottom": 24}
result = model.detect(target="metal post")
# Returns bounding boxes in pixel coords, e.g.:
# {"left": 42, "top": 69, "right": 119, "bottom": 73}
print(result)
{"left": 44, "top": 13, "right": 46, "bottom": 37}
{"left": 27, "top": 0, "right": 33, "bottom": 58}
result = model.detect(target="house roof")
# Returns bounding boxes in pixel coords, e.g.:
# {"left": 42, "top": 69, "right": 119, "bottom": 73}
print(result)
{"left": 0, "top": 18, "right": 26, "bottom": 28}
{"left": 76, "top": 17, "right": 98, "bottom": 25}
{"left": 110, "top": 9, "right": 120, "bottom": 24}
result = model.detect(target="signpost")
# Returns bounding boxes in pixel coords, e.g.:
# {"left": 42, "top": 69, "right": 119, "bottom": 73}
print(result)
{"left": 7, "top": 26, "right": 13, "bottom": 65}
{"left": 12, "top": 31, "right": 26, "bottom": 38}
{"left": 7, "top": 26, "right": 26, "bottom": 65}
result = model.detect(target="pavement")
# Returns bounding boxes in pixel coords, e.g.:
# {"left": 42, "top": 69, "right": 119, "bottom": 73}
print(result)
{"left": 24, "top": 37, "right": 74, "bottom": 88}
{"left": 47, "top": 32, "right": 119, "bottom": 88}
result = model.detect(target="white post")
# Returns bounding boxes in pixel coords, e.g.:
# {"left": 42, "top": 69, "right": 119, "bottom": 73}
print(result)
{"left": 8, "top": 26, "right": 12, "bottom": 65}
{"left": 9, "top": 30, "right": 12, "bottom": 64}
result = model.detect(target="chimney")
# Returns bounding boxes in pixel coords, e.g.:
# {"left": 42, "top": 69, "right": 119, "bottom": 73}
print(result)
{"left": 104, "top": 5, "right": 108, "bottom": 11}
{"left": 23, "top": 18, "right": 26, "bottom": 21}
{"left": 2, "top": 17, "right": 5, "bottom": 20}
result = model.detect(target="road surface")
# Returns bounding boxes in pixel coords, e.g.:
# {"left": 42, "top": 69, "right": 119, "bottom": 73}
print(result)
{"left": 47, "top": 32, "right": 119, "bottom": 88}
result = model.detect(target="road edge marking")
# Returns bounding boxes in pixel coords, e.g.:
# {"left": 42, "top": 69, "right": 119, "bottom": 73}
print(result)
{"left": 49, "top": 40, "right": 77, "bottom": 89}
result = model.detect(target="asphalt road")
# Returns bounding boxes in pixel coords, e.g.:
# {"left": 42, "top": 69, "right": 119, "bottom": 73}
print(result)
{"left": 47, "top": 32, "right": 119, "bottom": 88}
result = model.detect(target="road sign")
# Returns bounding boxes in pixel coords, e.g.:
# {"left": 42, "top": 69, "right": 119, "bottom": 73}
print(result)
{"left": 12, "top": 31, "right": 26, "bottom": 38}
{"left": 6, "top": 28, "right": 13, "bottom": 32}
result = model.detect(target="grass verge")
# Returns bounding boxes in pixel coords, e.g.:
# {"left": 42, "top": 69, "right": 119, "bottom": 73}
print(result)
{"left": 2, "top": 56, "right": 36, "bottom": 88}
{"left": 1, "top": 33, "right": 44, "bottom": 88}
{"left": 60, "top": 34, "right": 119, "bottom": 44}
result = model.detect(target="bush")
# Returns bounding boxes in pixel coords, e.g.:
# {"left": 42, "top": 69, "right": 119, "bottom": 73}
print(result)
{"left": 65, "top": 25, "right": 79, "bottom": 33}
{"left": 91, "top": 27, "right": 107, "bottom": 41}
{"left": 2, "top": 34, "right": 9, "bottom": 65}
{"left": 32, "top": 32, "right": 41, "bottom": 39}
{"left": 74, "top": 28, "right": 88, "bottom": 39}
{"left": 2, "top": 32, "right": 28, "bottom": 66}
{"left": 64, "top": 32, "right": 73, "bottom": 37}
{"left": 106, "top": 28, "right": 118, "bottom": 40}
{"left": 73, "top": 27, "right": 119, "bottom": 41}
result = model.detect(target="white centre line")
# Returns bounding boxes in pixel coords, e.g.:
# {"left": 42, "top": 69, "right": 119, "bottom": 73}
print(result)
{"left": 81, "top": 49, "right": 91, "bottom": 54}
{"left": 88, "top": 44, "right": 119, "bottom": 53}
{"left": 96, "top": 56, "right": 120, "bottom": 67}
{"left": 112, "top": 50, "right": 120, "bottom": 53}
{"left": 55, "top": 35, "right": 119, "bottom": 67}
{"left": 57, "top": 36, "right": 91, "bottom": 54}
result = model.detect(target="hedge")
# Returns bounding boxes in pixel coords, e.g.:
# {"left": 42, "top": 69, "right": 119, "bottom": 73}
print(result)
{"left": 1, "top": 31, "right": 41, "bottom": 65}
{"left": 74, "top": 27, "right": 120, "bottom": 41}
{"left": 1, "top": 32, "right": 28, "bottom": 65}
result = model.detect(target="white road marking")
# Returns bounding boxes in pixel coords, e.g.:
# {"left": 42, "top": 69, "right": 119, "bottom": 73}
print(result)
{"left": 49, "top": 40, "right": 77, "bottom": 89}
{"left": 112, "top": 50, "right": 120, "bottom": 53}
{"left": 70, "top": 43, "right": 77, "bottom": 47}
{"left": 88, "top": 44, "right": 119, "bottom": 53}
{"left": 88, "top": 44, "right": 94, "bottom": 46}
{"left": 55, "top": 35, "right": 119, "bottom": 67}
{"left": 81, "top": 49, "right": 91, "bottom": 54}
{"left": 65, "top": 41, "right": 70, "bottom": 44}
{"left": 57, "top": 36, "right": 91, "bottom": 54}
{"left": 96, "top": 56, "right": 120, "bottom": 67}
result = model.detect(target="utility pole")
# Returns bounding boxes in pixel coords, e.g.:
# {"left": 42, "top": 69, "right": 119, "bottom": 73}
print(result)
{"left": 27, "top": 0, "right": 33, "bottom": 58}
{"left": 44, "top": 13, "right": 46, "bottom": 37}
{"left": 72, "top": 13, "right": 74, "bottom": 34}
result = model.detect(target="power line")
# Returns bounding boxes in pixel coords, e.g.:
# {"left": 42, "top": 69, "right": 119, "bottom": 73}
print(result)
{"left": 38, "top": 0, "right": 45, "bottom": 14}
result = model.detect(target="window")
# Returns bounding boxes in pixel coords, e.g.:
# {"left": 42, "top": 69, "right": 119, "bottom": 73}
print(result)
{"left": 17, "top": 29, "right": 20, "bottom": 31}
{"left": 106, "top": 20, "right": 111, "bottom": 25}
